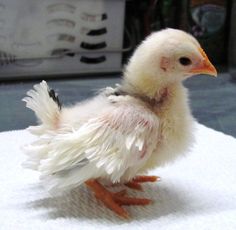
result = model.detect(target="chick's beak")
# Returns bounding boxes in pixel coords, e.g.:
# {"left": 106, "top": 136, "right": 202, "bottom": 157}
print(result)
{"left": 190, "top": 48, "right": 217, "bottom": 77}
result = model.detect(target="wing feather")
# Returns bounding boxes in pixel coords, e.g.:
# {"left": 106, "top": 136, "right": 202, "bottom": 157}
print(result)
{"left": 28, "top": 97, "right": 160, "bottom": 192}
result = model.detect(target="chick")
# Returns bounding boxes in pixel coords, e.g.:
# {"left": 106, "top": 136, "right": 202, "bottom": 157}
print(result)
{"left": 22, "top": 28, "right": 217, "bottom": 218}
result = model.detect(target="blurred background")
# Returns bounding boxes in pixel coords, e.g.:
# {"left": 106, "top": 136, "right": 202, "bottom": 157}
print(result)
{"left": 0, "top": 0, "right": 235, "bottom": 136}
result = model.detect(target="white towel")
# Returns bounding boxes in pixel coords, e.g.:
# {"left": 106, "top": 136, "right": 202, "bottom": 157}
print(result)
{"left": 0, "top": 123, "right": 236, "bottom": 230}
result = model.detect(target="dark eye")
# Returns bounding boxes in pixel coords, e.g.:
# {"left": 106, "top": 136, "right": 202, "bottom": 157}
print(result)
{"left": 179, "top": 57, "right": 192, "bottom": 66}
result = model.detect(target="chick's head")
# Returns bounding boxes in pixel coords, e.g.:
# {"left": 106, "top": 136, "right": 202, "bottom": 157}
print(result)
{"left": 124, "top": 28, "right": 217, "bottom": 94}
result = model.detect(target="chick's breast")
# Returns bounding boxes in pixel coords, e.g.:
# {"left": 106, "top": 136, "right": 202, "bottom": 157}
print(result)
{"left": 141, "top": 83, "right": 195, "bottom": 171}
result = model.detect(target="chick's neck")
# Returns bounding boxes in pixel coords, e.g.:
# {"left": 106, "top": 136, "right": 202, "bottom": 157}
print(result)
{"left": 121, "top": 76, "right": 178, "bottom": 108}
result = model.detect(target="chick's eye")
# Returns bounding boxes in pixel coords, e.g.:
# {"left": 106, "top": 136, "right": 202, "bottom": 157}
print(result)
{"left": 179, "top": 57, "right": 192, "bottom": 66}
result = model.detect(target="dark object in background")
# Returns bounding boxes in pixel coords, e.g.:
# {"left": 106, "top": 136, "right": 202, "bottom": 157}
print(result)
{"left": 123, "top": 0, "right": 230, "bottom": 66}
{"left": 123, "top": 0, "right": 176, "bottom": 63}
{"left": 123, "top": 0, "right": 181, "bottom": 48}
{"left": 0, "top": 51, "right": 16, "bottom": 66}
{"left": 229, "top": 0, "right": 236, "bottom": 81}
{"left": 187, "top": 0, "right": 229, "bottom": 64}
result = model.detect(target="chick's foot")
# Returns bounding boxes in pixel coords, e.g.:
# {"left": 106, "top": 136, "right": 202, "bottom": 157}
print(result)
{"left": 85, "top": 179, "right": 151, "bottom": 218}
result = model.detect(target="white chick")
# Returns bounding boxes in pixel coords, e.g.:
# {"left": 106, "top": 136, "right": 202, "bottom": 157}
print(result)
{"left": 22, "top": 28, "right": 217, "bottom": 218}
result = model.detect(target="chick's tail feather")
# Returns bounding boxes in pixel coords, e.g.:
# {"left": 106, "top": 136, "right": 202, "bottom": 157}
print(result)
{"left": 22, "top": 81, "right": 61, "bottom": 134}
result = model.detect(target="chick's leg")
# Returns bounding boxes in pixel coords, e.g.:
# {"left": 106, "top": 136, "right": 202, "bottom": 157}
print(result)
{"left": 125, "top": 175, "right": 160, "bottom": 191}
{"left": 85, "top": 179, "right": 151, "bottom": 218}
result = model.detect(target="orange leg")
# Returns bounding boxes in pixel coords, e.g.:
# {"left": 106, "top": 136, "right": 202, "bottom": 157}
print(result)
{"left": 85, "top": 179, "right": 151, "bottom": 218}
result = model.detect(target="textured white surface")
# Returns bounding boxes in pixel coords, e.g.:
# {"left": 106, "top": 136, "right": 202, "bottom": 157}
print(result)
{"left": 0, "top": 124, "right": 236, "bottom": 230}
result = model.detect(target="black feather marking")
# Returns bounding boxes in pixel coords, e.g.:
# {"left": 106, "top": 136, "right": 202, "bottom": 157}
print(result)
{"left": 48, "top": 89, "right": 62, "bottom": 110}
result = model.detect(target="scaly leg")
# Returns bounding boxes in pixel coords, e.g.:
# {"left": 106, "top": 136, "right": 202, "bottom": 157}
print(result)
{"left": 85, "top": 179, "right": 151, "bottom": 218}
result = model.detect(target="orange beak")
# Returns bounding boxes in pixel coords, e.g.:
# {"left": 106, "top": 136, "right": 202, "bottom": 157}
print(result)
{"left": 190, "top": 48, "right": 217, "bottom": 77}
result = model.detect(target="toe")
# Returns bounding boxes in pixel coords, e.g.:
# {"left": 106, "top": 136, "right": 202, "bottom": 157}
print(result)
{"left": 95, "top": 194, "right": 129, "bottom": 218}
{"left": 133, "top": 175, "right": 160, "bottom": 183}
{"left": 125, "top": 181, "right": 143, "bottom": 190}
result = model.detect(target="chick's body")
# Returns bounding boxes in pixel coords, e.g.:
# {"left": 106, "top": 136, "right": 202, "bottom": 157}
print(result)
{"left": 60, "top": 81, "right": 194, "bottom": 173}
{"left": 23, "top": 29, "right": 216, "bottom": 217}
